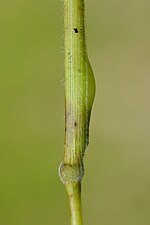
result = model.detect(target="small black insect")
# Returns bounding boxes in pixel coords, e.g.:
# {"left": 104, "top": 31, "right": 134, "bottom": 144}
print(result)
{"left": 74, "top": 28, "right": 78, "bottom": 33}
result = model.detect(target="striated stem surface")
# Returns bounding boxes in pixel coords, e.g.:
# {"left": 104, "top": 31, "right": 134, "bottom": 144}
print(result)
{"left": 59, "top": 0, "right": 95, "bottom": 225}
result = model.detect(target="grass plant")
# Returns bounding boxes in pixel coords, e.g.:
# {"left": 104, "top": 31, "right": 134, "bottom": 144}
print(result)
{"left": 59, "top": 1, "right": 95, "bottom": 224}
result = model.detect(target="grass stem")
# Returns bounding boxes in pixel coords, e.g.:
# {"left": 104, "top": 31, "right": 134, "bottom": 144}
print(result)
{"left": 59, "top": 0, "right": 95, "bottom": 224}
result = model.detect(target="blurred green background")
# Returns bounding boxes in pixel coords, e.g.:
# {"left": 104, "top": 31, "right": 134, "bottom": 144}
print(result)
{"left": 0, "top": 0, "right": 150, "bottom": 225}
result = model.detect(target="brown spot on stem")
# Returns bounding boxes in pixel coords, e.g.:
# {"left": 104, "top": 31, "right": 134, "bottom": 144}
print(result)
{"left": 74, "top": 122, "right": 77, "bottom": 127}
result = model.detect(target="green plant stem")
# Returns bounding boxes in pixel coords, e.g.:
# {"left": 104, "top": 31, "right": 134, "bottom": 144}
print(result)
{"left": 66, "top": 183, "right": 83, "bottom": 225}
{"left": 64, "top": 0, "right": 87, "bottom": 165}
{"left": 59, "top": 0, "right": 95, "bottom": 224}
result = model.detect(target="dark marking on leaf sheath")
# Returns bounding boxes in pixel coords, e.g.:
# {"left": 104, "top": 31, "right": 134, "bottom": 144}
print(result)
{"left": 74, "top": 122, "right": 77, "bottom": 127}
{"left": 70, "top": 194, "right": 73, "bottom": 198}
{"left": 74, "top": 28, "right": 78, "bottom": 33}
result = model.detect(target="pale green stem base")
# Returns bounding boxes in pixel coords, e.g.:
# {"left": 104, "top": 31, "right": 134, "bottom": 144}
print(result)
{"left": 66, "top": 183, "right": 83, "bottom": 225}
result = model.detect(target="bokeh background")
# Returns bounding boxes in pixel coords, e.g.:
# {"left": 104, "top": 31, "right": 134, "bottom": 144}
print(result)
{"left": 0, "top": 0, "right": 150, "bottom": 225}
